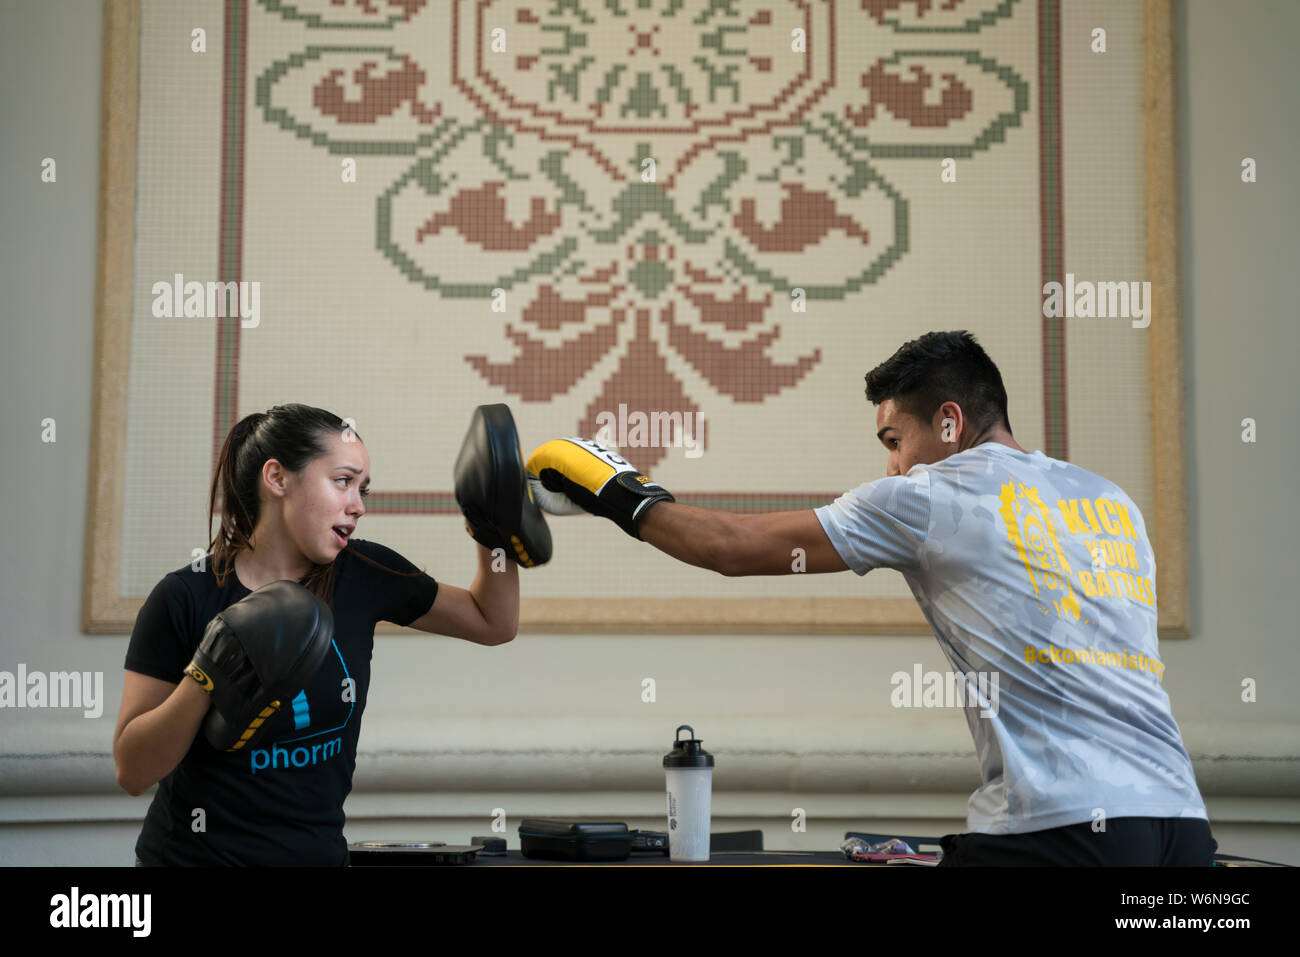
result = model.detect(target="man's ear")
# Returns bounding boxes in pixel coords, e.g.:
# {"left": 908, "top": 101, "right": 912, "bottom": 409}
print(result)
{"left": 938, "top": 402, "right": 962, "bottom": 444}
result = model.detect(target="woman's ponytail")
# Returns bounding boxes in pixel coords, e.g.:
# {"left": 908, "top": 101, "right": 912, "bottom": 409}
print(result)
{"left": 207, "top": 411, "right": 269, "bottom": 590}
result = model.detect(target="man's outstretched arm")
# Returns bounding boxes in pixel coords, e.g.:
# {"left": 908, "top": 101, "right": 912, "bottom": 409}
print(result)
{"left": 638, "top": 502, "right": 849, "bottom": 576}
{"left": 525, "top": 437, "right": 848, "bottom": 576}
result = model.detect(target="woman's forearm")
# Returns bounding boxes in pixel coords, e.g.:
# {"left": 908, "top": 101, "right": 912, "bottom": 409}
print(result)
{"left": 114, "top": 679, "right": 211, "bottom": 795}
{"left": 469, "top": 542, "right": 520, "bottom": 641}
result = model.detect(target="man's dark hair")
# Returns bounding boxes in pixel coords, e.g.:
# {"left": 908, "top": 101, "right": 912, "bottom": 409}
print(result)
{"left": 864, "top": 330, "right": 1011, "bottom": 436}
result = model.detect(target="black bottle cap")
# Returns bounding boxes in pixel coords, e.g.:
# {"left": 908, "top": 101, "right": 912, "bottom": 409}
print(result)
{"left": 663, "top": 724, "right": 714, "bottom": 769}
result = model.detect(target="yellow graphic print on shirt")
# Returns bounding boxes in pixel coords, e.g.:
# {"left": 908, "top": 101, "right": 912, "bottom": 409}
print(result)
{"left": 999, "top": 479, "right": 1081, "bottom": 621}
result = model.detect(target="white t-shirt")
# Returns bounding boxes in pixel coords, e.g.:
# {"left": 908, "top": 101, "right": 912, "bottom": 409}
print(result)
{"left": 815, "top": 442, "right": 1207, "bottom": 835}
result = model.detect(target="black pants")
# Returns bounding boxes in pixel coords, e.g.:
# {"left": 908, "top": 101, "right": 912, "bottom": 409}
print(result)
{"left": 938, "top": 816, "right": 1217, "bottom": 866}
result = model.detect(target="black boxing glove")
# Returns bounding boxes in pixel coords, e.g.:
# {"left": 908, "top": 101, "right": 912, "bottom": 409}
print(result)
{"left": 183, "top": 580, "right": 334, "bottom": 752}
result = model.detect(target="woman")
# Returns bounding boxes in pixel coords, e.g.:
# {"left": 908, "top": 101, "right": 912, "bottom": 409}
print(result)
{"left": 112, "top": 404, "right": 518, "bottom": 865}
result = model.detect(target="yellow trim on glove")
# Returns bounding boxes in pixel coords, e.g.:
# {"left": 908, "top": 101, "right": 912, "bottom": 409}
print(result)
{"left": 525, "top": 439, "right": 617, "bottom": 495}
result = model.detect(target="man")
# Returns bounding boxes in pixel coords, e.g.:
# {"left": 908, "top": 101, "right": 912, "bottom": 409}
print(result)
{"left": 526, "top": 330, "right": 1216, "bottom": 866}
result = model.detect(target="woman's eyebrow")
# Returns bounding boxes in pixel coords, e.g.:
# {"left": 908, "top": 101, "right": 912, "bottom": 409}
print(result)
{"left": 335, "top": 464, "right": 370, "bottom": 484}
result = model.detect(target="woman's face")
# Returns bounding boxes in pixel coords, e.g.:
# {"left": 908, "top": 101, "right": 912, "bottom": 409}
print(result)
{"left": 279, "top": 430, "right": 370, "bottom": 565}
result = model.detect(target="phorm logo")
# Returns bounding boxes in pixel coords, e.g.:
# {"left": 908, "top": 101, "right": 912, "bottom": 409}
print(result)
{"left": 249, "top": 735, "right": 343, "bottom": 774}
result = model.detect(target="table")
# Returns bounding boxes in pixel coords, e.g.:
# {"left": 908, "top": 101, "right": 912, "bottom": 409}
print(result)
{"left": 348, "top": 847, "right": 896, "bottom": 866}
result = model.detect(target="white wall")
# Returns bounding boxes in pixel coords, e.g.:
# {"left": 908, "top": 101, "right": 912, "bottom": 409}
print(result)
{"left": 1, "top": 0, "right": 1296, "bottom": 866}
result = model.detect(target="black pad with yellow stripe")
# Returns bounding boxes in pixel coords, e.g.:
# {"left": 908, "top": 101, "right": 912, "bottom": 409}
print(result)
{"left": 453, "top": 404, "right": 552, "bottom": 567}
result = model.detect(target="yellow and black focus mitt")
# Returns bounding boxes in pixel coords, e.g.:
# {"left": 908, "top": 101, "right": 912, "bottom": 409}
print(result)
{"left": 453, "top": 404, "right": 552, "bottom": 567}
{"left": 185, "top": 580, "right": 334, "bottom": 752}
{"left": 525, "top": 437, "right": 675, "bottom": 540}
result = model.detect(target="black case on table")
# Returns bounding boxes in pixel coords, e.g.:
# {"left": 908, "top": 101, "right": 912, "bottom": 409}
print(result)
{"left": 518, "top": 819, "right": 632, "bottom": 861}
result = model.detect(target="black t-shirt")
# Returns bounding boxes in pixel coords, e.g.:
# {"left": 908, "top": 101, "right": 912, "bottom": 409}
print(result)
{"left": 124, "top": 539, "right": 438, "bottom": 866}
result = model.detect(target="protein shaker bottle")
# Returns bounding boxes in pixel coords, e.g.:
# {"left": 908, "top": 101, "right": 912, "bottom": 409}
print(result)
{"left": 663, "top": 724, "right": 714, "bottom": 862}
